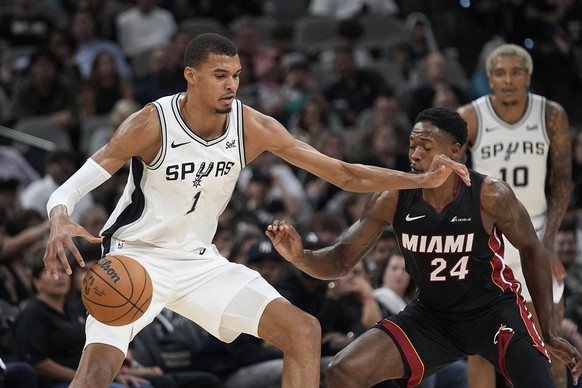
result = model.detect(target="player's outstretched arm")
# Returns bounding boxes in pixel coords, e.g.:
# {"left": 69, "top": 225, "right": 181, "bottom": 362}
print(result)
{"left": 266, "top": 192, "right": 392, "bottom": 280}
{"left": 244, "top": 107, "right": 470, "bottom": 193}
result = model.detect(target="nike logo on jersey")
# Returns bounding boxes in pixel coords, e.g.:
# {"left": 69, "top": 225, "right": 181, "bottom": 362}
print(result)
{"left": 406, "top": 214, "right": 426, "bottom": 221}
{"left": 485, "top": 126, "right": 499, "bottom": 132}
{"left": 171, "top": 140, "right": 191, "bottom": 148}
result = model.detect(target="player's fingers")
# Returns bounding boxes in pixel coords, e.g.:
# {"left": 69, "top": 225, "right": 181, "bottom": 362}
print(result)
{"left": 55, "top": 246, "right": 71, "bottom": 278}
{"left": 66, "top": 241, "right": 85, "bottom": 269}
{"left": 42, "top": 246, "right": 56, "bottom": 277}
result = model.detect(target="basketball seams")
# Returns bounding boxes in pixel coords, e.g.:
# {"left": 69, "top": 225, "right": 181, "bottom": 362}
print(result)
{"left": 81, "top": 255, "right": 153, "bottom": 326}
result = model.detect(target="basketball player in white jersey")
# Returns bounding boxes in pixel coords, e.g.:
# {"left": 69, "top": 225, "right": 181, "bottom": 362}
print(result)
{"left": 42, "top": 33, "right": 470, "bottom": 388}
{"left": 458, "top": 43, "right": 572, "bottom": 388}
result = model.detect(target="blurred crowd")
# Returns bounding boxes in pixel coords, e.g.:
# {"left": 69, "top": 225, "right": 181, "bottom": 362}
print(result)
{"left": 1, "top": 0, "right": 582, "bottom": 387}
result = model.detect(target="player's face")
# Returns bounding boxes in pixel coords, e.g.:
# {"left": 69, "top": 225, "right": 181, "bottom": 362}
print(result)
{"left": 488, "top": 55, "right": 531, "bottom": 105}
{"left": 408, "top": 122, "right": 457, "bottom": 174}
{"left": 188, "top": 53, "right": 241, "bottom": 114}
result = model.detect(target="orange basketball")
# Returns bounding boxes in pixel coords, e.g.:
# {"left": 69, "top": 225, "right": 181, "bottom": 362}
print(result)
{"left": 81, "top": 255, "right": 153, "bottom": 326}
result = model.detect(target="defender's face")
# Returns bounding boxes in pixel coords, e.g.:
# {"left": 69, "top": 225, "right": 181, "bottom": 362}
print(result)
{"left": 488, "top": 55, "right": 531, "bottom": 105}
{"left": 408, "top": 122, "right": 456, "bottom": 174}
{"left": 188, "top": 53, "right": 241, "bottom": 114}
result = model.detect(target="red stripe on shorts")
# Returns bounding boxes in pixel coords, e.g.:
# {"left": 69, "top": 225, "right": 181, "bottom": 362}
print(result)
{"left": 379, "top": 319, "right": 424, "bottom": 388}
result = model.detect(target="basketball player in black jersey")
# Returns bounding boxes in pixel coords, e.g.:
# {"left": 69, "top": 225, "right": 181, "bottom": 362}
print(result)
{"left": 266, "top": 108, "right": 582, "bottom": 387}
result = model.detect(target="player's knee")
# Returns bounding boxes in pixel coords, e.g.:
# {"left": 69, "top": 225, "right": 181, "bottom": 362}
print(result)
{"left": 326, "top": 353, "right": 357, "bottom": 387}
{"left": 71, "top": 367, "right": 116, "bottom": 388}
{"left": 290, "top": 312, "right": 321, "bottom": 350}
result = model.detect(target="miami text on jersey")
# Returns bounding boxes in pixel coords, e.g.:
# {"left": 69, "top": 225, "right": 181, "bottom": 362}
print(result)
{"left": 401, "top": 233, "right": 475, "bottom": 253}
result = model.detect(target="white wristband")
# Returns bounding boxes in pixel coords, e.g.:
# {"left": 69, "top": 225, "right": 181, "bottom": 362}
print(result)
{"left": 46, "top": 158, "right": 111, "bottom": 218}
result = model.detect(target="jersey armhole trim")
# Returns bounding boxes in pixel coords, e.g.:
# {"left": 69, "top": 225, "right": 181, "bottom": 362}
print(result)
{"left": 148, "top": 101, "right": 168, "bottom": 170}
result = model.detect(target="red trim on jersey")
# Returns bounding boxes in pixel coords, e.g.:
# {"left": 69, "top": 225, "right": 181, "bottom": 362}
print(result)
{"left": 495, "top": 326, "right": 515, "bottom": 382}
{"left": 515, "top": 294, "right": 549, "bottom": 360}
{"left": 489, "top": 227, "right": 519, "bottom": 293}
{"left": 379, "top": 319, "right": 424, "bottom": 388}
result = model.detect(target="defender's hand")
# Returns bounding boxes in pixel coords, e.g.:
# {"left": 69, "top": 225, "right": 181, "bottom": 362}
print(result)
{"left": 265, "top": 219, "right": 304, "bottom": 265}
{"left": 423, "top": 154, "right": 471, "bottom": 188}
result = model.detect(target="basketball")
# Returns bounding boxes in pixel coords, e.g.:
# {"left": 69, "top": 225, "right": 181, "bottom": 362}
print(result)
{"left": 81, "top": 255, "right": 153, "bottom": 326}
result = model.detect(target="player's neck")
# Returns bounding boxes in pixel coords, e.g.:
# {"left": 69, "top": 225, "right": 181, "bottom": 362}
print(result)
{"left": 180, "top": 96, "right": 229, "bottom": 140}
{"left": 421, "top": 177, "right": 460, "bottom": 213}
{"left": 490, "top": 94, "right": 528, "bottom": 125}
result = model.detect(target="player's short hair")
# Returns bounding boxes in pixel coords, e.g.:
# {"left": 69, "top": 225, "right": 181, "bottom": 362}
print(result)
{"left": 183, "top": 33, "right": 238, "bottom": 69}
{"left": 415, "top": 107, "right": 468, "bottom": 146}
{"left": 485, "top": 43, "right": 533, "bottom": 76}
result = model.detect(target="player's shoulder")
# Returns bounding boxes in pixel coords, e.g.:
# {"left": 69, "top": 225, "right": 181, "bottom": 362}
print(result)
{"left": 113, "top": 103, "right": 161, "bottom": 142}
{"left": 545, "top": 98, "right": 567, "bottom": 117}
{"left": 480, "top": 175, "right": 514, "bottom": 204}
{"left": 456, "top": 102, "right": 477, "bottom": 125}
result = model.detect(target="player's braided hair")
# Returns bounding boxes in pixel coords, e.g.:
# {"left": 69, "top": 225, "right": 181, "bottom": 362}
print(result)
{"left": 415, "top": 107, "right": 468, "bottom": 146}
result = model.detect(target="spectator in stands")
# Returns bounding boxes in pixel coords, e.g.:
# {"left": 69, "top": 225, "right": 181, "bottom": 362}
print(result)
{"left": 403, "top": 52, "right": 469, "bottom": 123}
{"left": 320, "top": 18, "right": 374, "bottom": 71}
{"left": 115, "top": 0, "right": 177, "bottom": 61}
{"left": 364, "top": 229, "right": 398, "bottom": 288}
{"left": 269, "top": 53, "right": 328, "bottom": 127}
{"left": 19, "top": 150, "right": 94, "bottom": 224}
{"left": 135, "top": 45, "right": 184, "bottom": 106}
{"left": 354, "top": 124, "right": 410, "bottom": 172}
{"left": 13, "top": 262, "right": 153, "bottom": 388}
{"left": 245, "top": 239, "right": 289, "bottom": 290}
{"left": 392, "top": 12, "right": 439, "bottom": 85}
{"left": 325, "top": 47, "right": 391, "bottom": 128}
{"left": 9, "top": 50, "right": 81, "bottom": 146}
{"left": 0, "top": 208, "right": 47, "bottom": 306}
{"left": 228, "top": 224, "right": 264, "bottom": 265}
{"left": 48, "top": 29, "right": 83, "bottom": 90}
{"left": 70, "top": 9, "right": 132, "bottom": 81}
{"left": 80, "top": 50, "right": 135, "bottom": 118}
{"left": 231, "top": 16, "right": 278, "bottom": 83}
{"left": 373, "top": 250, "right": 415, "bottom": 316}
{"left": 319, "top": 261, "right": 383, "bottom": 356}
{"left": 289, "top": 100, "right": 343, "bottom": 147}
{"left": 356, "top": 94, "right": 411, "bottom": 151}
{"left": 0, "top": 146, "right": 40, "bottom": 194}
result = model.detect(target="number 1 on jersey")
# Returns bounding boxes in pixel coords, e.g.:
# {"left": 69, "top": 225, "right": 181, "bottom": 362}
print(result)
{"left": 187, "top": 191, "right": 201, "bottom": 214}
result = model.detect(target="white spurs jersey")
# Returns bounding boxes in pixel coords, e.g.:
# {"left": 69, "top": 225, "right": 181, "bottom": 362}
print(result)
{"left": 470, "top": 93, "right": 549, "bottom": 229}
{"left": 101, "top": 93, "right": 246, "bottom": 253}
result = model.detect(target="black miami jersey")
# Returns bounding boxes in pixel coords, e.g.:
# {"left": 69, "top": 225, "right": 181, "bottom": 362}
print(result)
{"left": 392, "top": 170, "right": 521, "bottom": 313}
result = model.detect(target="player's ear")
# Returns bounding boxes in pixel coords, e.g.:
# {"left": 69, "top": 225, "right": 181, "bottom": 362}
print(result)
{"left": 450, "top": 142, "right": 462, "bottom": 159}
{"left": 184, "top": 66, "right": 197, "bottom": 84}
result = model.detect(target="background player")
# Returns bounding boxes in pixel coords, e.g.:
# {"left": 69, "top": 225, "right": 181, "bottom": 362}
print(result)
{"left": 458, "top": 43, "right": 572, "bottom": 388}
